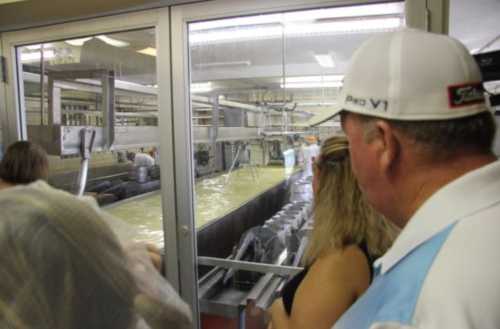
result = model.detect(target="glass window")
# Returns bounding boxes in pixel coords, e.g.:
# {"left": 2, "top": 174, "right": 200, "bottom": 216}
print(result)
{"left": 187, "top": 2, "right": 405, "bottom": 328}
{"left": 17, "top": 28, "right": 165, "bottom": 244}
{"left": 450, "top": 0, "right": 500, "bottom": 154}
{"left": 449, "top": 0, "right": 500, "bottom": 53}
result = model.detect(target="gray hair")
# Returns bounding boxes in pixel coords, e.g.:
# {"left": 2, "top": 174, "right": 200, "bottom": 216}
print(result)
{"left": 0, "top": 183, "right": 137, "bottom": 329}
{"left": 357, "top": 111, "right": 496, "bottom": 161}
{"left": 0, "top": 182, "right": 192, "bottom": 329}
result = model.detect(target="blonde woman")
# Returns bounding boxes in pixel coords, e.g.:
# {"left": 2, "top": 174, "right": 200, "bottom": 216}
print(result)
{"left": 268, "top": 135, "right": 398, "bottom": 329}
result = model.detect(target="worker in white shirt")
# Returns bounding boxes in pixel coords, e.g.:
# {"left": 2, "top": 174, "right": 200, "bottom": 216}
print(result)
{"left": 324, "top": 29, "right": 500, "bottom": 329}
{"left": 301, "top": 136, "right": 320, "bottom": 177}
{"left": 127, "top": 151, "right": 155, "bottom": 168}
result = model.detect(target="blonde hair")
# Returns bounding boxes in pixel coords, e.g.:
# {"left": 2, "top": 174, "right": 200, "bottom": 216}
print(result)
{"left": 303, "top": 135, "right": 398, "bottom": 266}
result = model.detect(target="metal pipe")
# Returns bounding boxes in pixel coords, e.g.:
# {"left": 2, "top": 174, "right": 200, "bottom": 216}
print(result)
{"left": 197, "top": 256, "right": 303, "bottom": 277}
{"left": 77, "top": 158, "right": 89, "bottom": 196}
{"left": 224, "top": 143, "right": 241, "bottom": 184}
{"left": 40, "top": 43, "right": 45, "bottom": 126}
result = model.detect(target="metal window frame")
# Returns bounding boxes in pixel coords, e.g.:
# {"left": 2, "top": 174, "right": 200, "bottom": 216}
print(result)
{"left": 406, "top": 0, "right": 449, "bottom": 34}
{"left": 0, "top": 5, "right": 184, "bottom": 303}
{"left": 0, "top": 0, "right": 447, "bottom": 327}
{"left": 169, "top": 0, "right": 436, "bottom": 328}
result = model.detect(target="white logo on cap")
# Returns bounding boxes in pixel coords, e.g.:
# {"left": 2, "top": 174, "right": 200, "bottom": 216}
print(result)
{"left": 448, "top": 83, "right": 484, "bottom": 108}
{"left": 345, "top": 95, "right": 388, "bottom": 112}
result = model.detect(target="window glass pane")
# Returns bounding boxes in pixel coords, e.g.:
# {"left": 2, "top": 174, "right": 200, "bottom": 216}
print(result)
{"left": 188, "top": 2, "right": 404, "bottom": 328}
{"left": 449, "top": 0, "right": 500, "bottom": 53}
{"left": 450, "top": 0, "right": 500, "bottom": 153}
{"left": 17, "top": 28, "right": 164, "bottom": 244}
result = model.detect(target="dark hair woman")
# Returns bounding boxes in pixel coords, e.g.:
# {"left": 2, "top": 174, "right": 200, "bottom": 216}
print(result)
{"left": 0, "top": 141, "right": 49, "bottom": 190}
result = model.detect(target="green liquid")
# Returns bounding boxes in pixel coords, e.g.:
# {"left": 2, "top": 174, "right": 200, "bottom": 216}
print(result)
{"left": 106, "top": 166, "right": 294, "bottom": 245}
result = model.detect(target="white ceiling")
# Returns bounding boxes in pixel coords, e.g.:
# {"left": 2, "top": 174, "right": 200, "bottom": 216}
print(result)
{"left": 19, "top": 0, "right": 500, "bottom": 91}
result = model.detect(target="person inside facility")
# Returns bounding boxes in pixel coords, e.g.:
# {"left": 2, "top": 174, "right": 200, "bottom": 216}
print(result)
{"left": 127, "top": 150, "right": 156, "bottom": 168}
{"left": 0, "top": 140, "right": 49, "bottom": 190}
{"left": 0, "top": 181, "right": 192, "bottom": 329}
{"left": 300, "top": 135, "right": 320, "bottom": 177}
{"left": 268, "top": 135, "right": 398, "bottom": 329}
{"left": 328, "top": 29, "right": 500, "bottom": 329}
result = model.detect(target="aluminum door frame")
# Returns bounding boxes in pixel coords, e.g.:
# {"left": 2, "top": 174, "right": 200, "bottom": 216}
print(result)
{"left": 0, "top": 6, "right": 184, "bottom": 299}
{"left": 170, "top": 0, "right": 445, "bottom": 327}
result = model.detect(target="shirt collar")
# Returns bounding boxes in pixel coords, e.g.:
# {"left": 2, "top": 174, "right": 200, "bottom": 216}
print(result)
{"left": 375, "top": 160, "right": 500, "bottom": 275}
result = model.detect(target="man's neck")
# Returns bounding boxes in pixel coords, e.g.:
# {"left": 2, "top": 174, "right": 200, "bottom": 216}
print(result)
{"left": 395, "top": 153, "right": 497, "bottom": 227}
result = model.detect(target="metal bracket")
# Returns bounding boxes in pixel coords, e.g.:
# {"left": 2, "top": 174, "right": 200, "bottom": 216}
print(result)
{"left": 76, "top": 128, "right": 96, "bottom": 196}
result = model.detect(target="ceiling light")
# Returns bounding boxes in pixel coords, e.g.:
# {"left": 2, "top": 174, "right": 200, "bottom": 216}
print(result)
{"left": 189, "top": 17, "right": 402, "bottom": 44}
{"left": 191, "top": 82, "right": 212, "bottom": 93}
{"left": 195, "top": 61, "right": 251, "bottom": 68}
{"left": 282, "top": 75, "right": 343, "bottom": 83}
{"left": 282, "top": 82, "right": 343, "bottom": 89}
{"left": 285, "top": 17, "right": 402, "bottom": 35}
{"left": 137, "top": 47, "right": 157, "bottom": 57}
{"left": 314, "top": 54, "right": 335, "bottom": 68}
{"left": 189, "top": 3, "right": 403, "bottom": 32}
{"left": 189, "top": 14, "right": 283, "bottom": 32}
{"left": 65, "top": 37, "right": 92, "bottom": 46}
{"left": 25, "top": 43, "right": 54, "bottom": 50}
{"left": 20, "top": 50, "right": 55, "bottom": 63}
{"left": 96, "top": 35, "right": 130, "bottom": 48}
{"left": 298, "top": 101, "right": 338, "bottom": 107}
{"left": 281, "top": 75, "right": 343, "bottom": 89}
{"left": 190, "top": 25, "right": 283, "bottom": 44}
{"left": 284, "top": 3, "right": 404, "bottom": 22}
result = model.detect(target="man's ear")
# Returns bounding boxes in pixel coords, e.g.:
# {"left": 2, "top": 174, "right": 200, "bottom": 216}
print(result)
{"left": 373, "top": 120, "right": 400, "bottom": 174}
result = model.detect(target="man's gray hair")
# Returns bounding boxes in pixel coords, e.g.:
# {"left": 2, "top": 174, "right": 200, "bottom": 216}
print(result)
{"left": 358, "top": 111, "right": 496, "bottom": 160}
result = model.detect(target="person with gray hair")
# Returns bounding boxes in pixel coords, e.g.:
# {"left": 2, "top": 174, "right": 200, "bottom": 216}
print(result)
{"left": 0, "top": 181, "right": 191, "bottom": 329}
{"left": 324, "top": 29, "right": 500, "bottom": 329}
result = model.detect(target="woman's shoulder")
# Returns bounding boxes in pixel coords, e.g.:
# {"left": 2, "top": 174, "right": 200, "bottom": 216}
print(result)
{"left": 312, "top": 245, "right": 371, "bottom": 291}
{"left": 315, "top": 245, "right": 369, "bottom": 269}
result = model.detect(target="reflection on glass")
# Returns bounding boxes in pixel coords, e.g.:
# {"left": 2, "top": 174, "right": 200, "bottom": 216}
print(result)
{"left": 188, "top": 1, "right": 405, "bottom": 224}
{"left": 449, "top": 0, "right": 500, "bottom": 53}
{"left": 188, "top": 2, "right": 405, "bottom": 328}
{"left": 17, "top": 29, "right": 161, "bottom": 212}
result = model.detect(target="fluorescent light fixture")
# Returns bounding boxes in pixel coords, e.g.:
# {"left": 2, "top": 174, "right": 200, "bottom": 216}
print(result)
{"left": 298, "top": 101, "right": 338, "bottom": 107}
{"left": 284, "top": 3, "right": 404, "bottom": 22}
{"left": 190, "top": 17, "right": 402, "bottom": 44}
{"left": 196, "top": 60, "right": 251, "bottom": 68}
{"left": 189, "top": 3, "right": 403, "bottom": 31}
{"left": 285, "top": 17, "right": 402, "bottom": 35}
{"left": 137, "top": 47, "right": 157, "bottom": 57}
{"left": 64, "top": 36, "right": 129, "bottom": 47}
{"left": 314, "top": 54, "right": 335, "bottom": 68}
{"left": 281, "top": 75, "right": 343, "bottom": 89}
{"left": 96, "top": 35, "right": 130, "bottom": 48}
{"left": 191, "top": 82, "right": 212, "bottom": 93}
{"left": 20, "top": 50, "right": 55, "bottom": 63}
{"left": 25, "top": 43, "right": 53, "bottom": 50}
{"left": 190, "top": 25, "right": 283, "bottom": 44}
{"left": 283, "top": 75, "right": 343, "bottom": 83}
{"left": 65, "top": 37, "right": 92, "bottom": 46}
{"left": 190, "top": 14, "right": 283, "bottom": 31}
{"left": 283, "top": 82, "right": 342, "bottom": 89}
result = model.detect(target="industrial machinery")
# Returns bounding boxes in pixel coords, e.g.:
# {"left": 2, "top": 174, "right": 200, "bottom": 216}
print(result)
{"left": 198, "top": 177, "right": 314, "bottom": 328}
